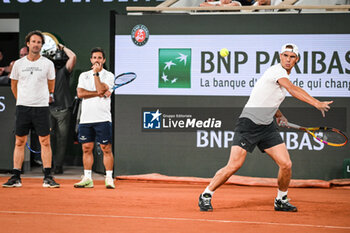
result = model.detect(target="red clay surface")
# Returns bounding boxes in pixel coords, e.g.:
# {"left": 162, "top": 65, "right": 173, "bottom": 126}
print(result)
{"left": 0, "top": 177, "right": 349, "bottom": 233}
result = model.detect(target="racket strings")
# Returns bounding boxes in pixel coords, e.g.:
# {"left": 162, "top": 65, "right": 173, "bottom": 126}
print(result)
{"left": 315, "top": 129, "right": 347, "bottom": 144}
{"left": 114, "top": 74, "right": 136, "bottom": 85}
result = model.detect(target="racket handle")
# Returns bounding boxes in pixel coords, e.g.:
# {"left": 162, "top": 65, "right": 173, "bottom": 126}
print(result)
{"left": 287, "top": 122, "right": 301, "bottom": 129}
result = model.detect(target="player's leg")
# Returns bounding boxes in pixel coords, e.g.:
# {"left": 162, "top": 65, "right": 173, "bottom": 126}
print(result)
{"left": 2, "top": 135, "right": 27, "bottom": 188}
{"left": 95, "top": 121, "right": 114, "bottom": 189}
{"left": 100, "top": 143, "right": 115, "bottom": 189}
{"left": 82, "top": 142, "right": 95, "bottom": 170}
{"left": 199, "top": 145, "right": 247, "bottom": 211}
{"left": 73, "top": 142, "right": 95, "bottom": 188}
{"left": 39, "top": 135, "right": 52, "bottom": 169}
{"left": 3, "top": 106, "right": 31, "bottom": 188}
{"left": 264, "top": 143, "right": 297, "bottom": 212}
{"left": 265, "top": 143, "right": 291, "bottom": 191}
{"left": 38, "top": 134, "right": 59, "bottom": 188}
{"left": 13, "top": 135, "right": 27, "bottom": 169}
{"left": 74, "top": 123, "right": 95, "bottom": 188}
{"left": 100, "top": 143, "right": 113, "bottom": 170}
{"left": 33, "top": 107, "right": 59, "bottom": 188}
{"left": 208, "top": 145, "right": 247, "bottom": 191}
{"left": 33, "top": 106, "right": 52, "bottom": 168}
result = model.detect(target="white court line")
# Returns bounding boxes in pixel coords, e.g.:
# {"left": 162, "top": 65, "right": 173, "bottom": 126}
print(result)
{"left": 0, "top": 210, "right": 349, "bottom": 230}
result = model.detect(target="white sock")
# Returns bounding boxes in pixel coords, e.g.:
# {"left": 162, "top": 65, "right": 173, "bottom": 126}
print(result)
{"left": 202, "top": 186, "right": 214, "bottom": 196}
{"left": 106, "top": 170, "right": 113, "bottom": 178}
{"left": 277, "top": 189, "right": 288, "bottom": 200}
{"left": 84, "top": 170, "right": 92, "bottom": 179}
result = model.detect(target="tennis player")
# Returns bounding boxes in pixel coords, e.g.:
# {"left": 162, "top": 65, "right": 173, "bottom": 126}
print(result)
{"left": 199, "top": 43, "right": 333, "bottom": 212}
{"left": 74, "top": 47, "right": 115, "bottom": 189}
{"left": 2, "top": 30, "right": 59, "bottom": 188}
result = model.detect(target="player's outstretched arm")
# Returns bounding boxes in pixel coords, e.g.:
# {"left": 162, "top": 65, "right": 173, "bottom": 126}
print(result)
{"left": 278, "top": 77, "right": 333, "bottom": 117}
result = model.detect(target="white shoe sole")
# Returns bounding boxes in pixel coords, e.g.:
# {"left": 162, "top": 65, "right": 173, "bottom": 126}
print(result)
{"left": 43, "top": 184, "right": 60, "bottom": 188}
{"left": 2, "top": 184, "right": 22, "bottom": 188}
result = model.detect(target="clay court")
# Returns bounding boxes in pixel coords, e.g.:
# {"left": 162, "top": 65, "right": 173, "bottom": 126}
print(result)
{"left": 1, "top": 175, "right": 350, "bottom": 233}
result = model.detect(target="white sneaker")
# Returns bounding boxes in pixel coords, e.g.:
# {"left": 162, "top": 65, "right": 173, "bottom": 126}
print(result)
{"left": 105, "top": 176, "right": 115, "bottom": 189}
{"left": 74, "top": 176, "right": 94, "bottom": 188}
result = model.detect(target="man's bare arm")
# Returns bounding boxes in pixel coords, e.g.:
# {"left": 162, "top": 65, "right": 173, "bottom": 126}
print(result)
{"left": 60, "top": 44, "right": 76, "bottom": 73}
{"left": 11, "top": 79, "right": 18, "bottom": 99}
{"left": 77, "top": 87, "right": 101, "bottom": 99}
{"left": 48, "top": 79, "right": 55, "bottom": 94}
{"left": 278, "top": 78, "right": 333, "bottom": 117}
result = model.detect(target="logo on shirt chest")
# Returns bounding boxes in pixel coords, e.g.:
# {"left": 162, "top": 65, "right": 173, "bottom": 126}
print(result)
{"left": 22, "top": 67, "right": 43, "bottom": 75}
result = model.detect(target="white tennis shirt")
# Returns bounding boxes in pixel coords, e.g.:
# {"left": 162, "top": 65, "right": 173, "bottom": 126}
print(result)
{"left": 77, "top": 69, "right": 114, "bottom": 124}
{"left": 10, "top": 56, "right": 55, "bottom": 107}
{"left": 240, "top": 63, "right": 289, "bottom": 125}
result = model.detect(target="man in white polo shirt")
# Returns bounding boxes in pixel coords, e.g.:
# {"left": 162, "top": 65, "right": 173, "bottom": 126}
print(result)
{"left": 198, "top": 43, "right": 333, "bottom": 212}
{"left": 74, "top": 47, "right": 115, "bottom": 189}
{"left": 2, "top": 30, "right": 59, "bottom": 188}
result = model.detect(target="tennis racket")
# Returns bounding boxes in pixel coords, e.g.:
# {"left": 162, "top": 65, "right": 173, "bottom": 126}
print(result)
{"left": 111, "top": 72, "right": 137, "bottom": 93}
{"left": 284, "top": 122, "right": 348, "bottom": 147}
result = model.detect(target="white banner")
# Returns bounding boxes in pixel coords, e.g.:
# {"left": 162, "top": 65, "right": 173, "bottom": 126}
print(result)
{"left": 115, "top": 34, "right": 350, "bottom": 97}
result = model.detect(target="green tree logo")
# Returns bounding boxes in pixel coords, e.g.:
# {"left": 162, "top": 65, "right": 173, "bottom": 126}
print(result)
{"left": 159, "top": 49, "right": 191, "bottom": 88}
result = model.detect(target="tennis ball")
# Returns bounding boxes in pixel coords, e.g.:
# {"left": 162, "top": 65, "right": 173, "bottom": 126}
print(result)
{"left": 220, "top": 48, "right": 229, "bottom": 57}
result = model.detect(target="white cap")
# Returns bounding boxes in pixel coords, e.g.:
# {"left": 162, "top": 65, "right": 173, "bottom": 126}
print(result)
{"left": 280, "top": 43, "right": 299, "bottom": 57}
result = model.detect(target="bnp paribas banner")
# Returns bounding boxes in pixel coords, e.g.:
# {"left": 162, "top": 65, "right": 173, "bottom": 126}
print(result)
{"left": 115, "top": 34, "right": 350, "bottom": 97}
